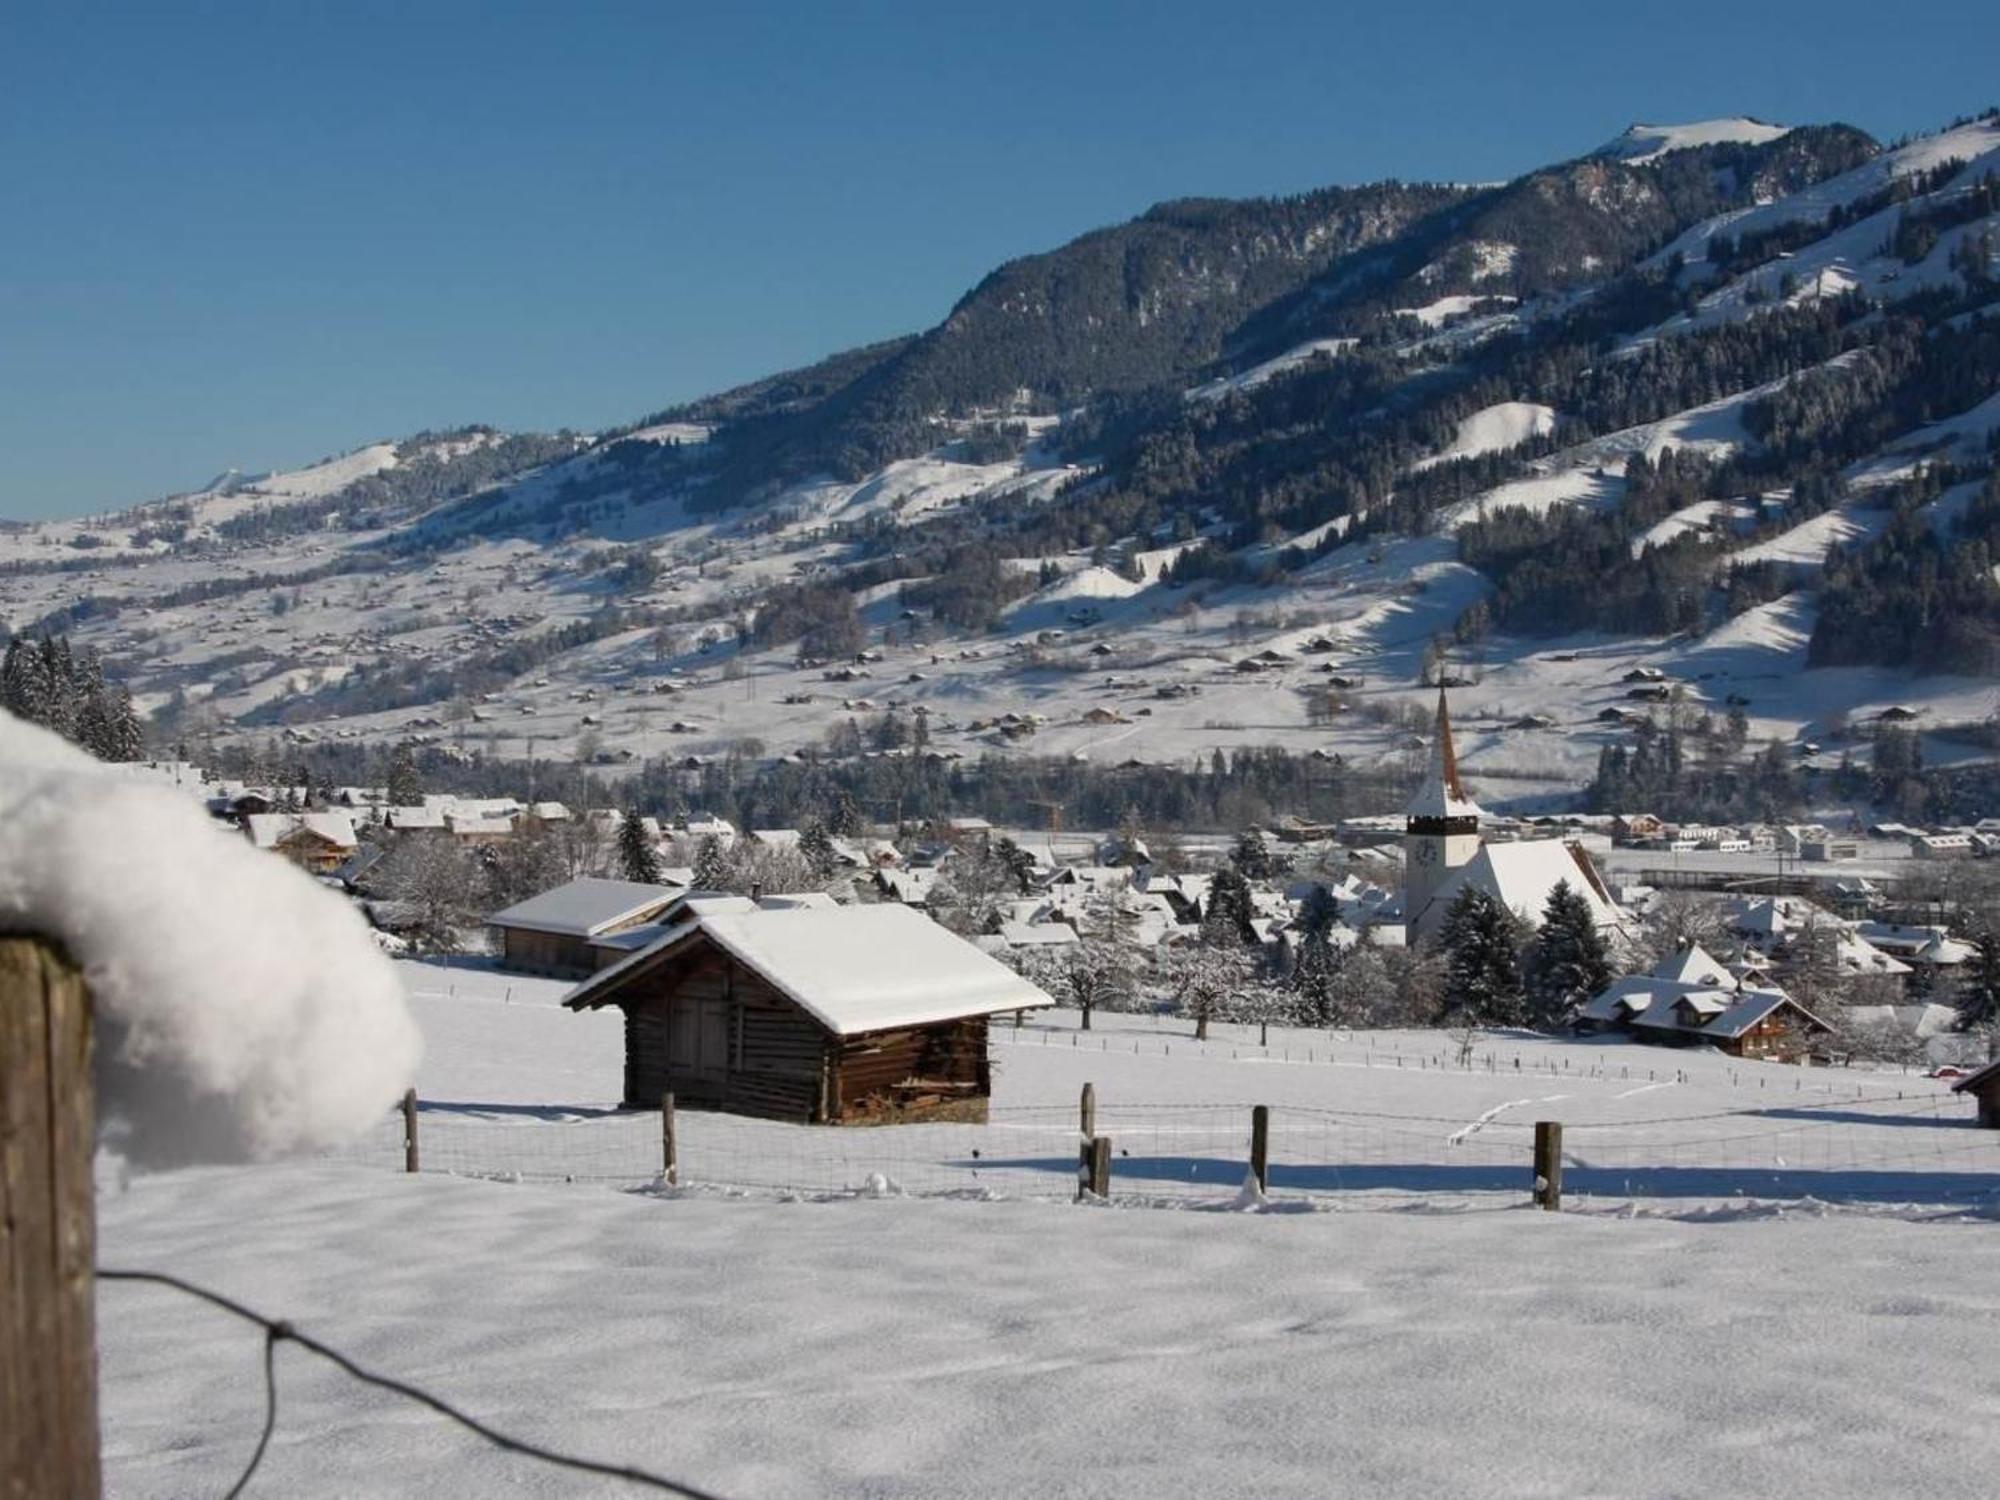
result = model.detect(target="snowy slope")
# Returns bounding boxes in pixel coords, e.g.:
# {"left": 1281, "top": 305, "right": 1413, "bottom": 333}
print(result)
{"left": 1412, "top": 401, "right": 1558, "bottom": 471}
{"left": 1596, "top": 118, "right": 1793, "bottom": 164}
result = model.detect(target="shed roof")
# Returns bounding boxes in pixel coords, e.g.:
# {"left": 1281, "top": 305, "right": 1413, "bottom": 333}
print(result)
{"left": 488, "top": 877, "right": 682, "bottom": 937}
{"left": 566, "top": 902, "right": 1052, "bottom": 1036}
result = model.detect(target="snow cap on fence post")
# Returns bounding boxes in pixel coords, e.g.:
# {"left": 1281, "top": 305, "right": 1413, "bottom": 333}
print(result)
{"left": 0, "top": 714, "right": 421, "bottom": 1168}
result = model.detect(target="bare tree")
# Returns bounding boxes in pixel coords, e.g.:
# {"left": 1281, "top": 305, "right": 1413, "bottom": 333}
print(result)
{"left": 379, "top": 832, "right": 487, "bottom": 951}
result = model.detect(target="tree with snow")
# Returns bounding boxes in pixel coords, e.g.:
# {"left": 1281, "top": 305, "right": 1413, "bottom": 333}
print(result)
{"left": 827, "top": 789, "right": 863, "bottom": 838}
{"left": 1201, "top": 865, "right": 1258, "bottom": 948}
{"left": 1229, "top": 826, "right": 1285, "bottom": 881}
{"left": 798, "top": 819, "right": 839, "bottom": 881}
{"left": 1527, "top": 879, "right": 1612, "bottom": 1029}
{"left": 1027, "top": 937, "right": 1136, "bottom": 1032}
{"left": 617, "top": 808, "right": 663, "bottom": 884}
{"left": 1953, "top": 932, "right": 2000, "bottom": 1033}
{"left": 1440, "top": 886, "right": 1527, "bottom": 1027}
{"left": 1167, "top": 942, "right": 1249, "bottom": 1041}
{"left": 691, "top": 834, "right": 731, "bottom": 892}
{"left": 386, "top": 741, "right": 423, "bottom": 807}
{"left": 379, "top": 831, "right": 485, "bottom": 951}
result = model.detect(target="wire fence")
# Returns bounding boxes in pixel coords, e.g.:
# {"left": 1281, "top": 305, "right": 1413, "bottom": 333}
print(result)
{"left": 328, "top": 1088, "right": 2000, "bottom": 1212}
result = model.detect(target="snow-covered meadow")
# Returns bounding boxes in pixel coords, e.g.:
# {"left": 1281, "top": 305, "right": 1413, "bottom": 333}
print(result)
{"left": 94, "top": 957, "right": 2000, "bottom": 1497}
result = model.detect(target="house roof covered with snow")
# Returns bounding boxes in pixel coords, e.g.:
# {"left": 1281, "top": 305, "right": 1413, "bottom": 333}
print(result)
{"left": 566, "top": 902, "right": 1053, "bottom": 1036}
{"left": 488, "top": 877, "right": 684, "bottom": 937}
{"left": 243, "top": 811, "right": 358, "bottom": 850}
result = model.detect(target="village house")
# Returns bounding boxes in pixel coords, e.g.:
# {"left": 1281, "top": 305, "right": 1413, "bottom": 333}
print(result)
{"left": 1578, "top": 945, "right": 1831, "bottom": 1061}
{"left": 563, "top": 902, "right": 1052, "bottom": 1123}
{"left": 241, "top": 811, "right": 359, "bottom": 874}
{"left": 488, "top": 876, "right": 689, "bottom": 979}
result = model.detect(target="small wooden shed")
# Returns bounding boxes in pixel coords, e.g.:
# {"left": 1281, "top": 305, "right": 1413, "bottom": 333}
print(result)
{"left": 488, "top": 876, "right": 685, "bottom": 979}
{"left": 1951, "top": 1058, "right": 2000, "bottom": 1128}
{"left": 564, "top": 902, "right": 1052, "bottom": 1124}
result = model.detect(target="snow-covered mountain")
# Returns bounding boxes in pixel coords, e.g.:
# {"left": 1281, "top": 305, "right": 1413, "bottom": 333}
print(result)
{"left": 6, "top": 110, "right": 1999, "bottom": 810}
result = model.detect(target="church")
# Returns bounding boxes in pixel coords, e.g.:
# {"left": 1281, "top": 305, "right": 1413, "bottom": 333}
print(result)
{"left": 1402, "top": 689, "right": 1624, "bottom": 946}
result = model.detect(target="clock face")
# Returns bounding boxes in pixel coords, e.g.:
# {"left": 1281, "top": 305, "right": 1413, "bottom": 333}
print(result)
{"left": 1412, "top": 842, "right": 1437, "bottom": 866}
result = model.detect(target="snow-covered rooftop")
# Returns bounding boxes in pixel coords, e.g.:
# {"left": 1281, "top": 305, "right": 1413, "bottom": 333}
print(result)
{"left": 488, "top": 876, "right": 684, "bottom": 937}
{"left": 568, "top": 902, "right": 1052, "bottom": 1036}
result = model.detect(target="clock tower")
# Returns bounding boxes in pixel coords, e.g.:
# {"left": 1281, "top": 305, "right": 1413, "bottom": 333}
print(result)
{"left": 1404, "top": 686, "right": 1482, "bottom": 938}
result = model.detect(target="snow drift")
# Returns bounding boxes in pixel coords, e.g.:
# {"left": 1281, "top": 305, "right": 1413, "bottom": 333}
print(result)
{"left": 0, "top": 713, "right": 420, "bottom": 1167}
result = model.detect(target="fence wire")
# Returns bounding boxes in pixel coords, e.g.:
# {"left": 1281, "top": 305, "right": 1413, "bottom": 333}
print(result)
{"left": 331, "top": 1091, "right": 2000, "bottom": 1211}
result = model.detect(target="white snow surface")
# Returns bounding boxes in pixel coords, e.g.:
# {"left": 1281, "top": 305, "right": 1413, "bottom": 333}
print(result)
{"left": 1412, "top": 401, "right": 1558, "bottom": 471}
{"left": 91, "top": 970, "right": 2000, "bottom": 1498}
{"left": 1597, "top": 118, "right": 1792, "bottom": 163}
{"left": 0, "top": 713, "right": 418, "bottom": 1166}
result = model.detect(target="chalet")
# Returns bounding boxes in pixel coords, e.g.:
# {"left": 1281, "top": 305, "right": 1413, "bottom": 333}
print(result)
{"left": 1625, "top": 684, "right": 1672, "bottom": 703}
{"left": 241, "top": 811, "right": 359, "bottom": 873}
{"left": 1951, "top": 1058, "right": 2000, "bottom": 1129}
{"left": 563, "top": 903, "right": 1053, "bottom": 1123}
{"left": 488, "top": 876, "right": 687, "bottom": 978}
{"left": 1578, "top": 945, "right": 1831, "bottom": 1061}
{"left": 1611, "top": 813, "right": 1666, "bottom": 844}
{"left": 1622, "top": 666, "right": 1667, "bottom": 683}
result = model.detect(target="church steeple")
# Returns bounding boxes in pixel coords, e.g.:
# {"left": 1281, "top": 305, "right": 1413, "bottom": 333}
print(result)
{"left": 1405, "top": 686, "right": 1482, "bottom": 825}
{"left": 1403, "top": 686, "right": 1483, "bottom": 938}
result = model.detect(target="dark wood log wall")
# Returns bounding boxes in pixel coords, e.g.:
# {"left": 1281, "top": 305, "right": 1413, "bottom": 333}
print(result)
{"left": 611, "top": 941, "right": 993, "bottom": 1125}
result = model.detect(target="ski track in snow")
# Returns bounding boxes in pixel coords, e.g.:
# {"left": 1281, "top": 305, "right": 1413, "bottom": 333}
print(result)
{"left": 1617, "top": 1079, "right": 1679, "bottom": 1100}
{"left": 1448, "top": 1093, "right": 1567, "bottom": 1146}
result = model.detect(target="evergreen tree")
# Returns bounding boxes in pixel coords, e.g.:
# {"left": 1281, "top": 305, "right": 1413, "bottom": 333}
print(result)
{"left": 1230, "top": 826, "right": 1283, "bottom": 881}
{"left": 1527, "top": 880, "right": 1612, "bottom": 1029}
{"left": 691, "top": 834, "right": 731, "bottom": 891}
{"left": 1956, "top": 931, "right": 2000, "bottom": 1032}
{"left": 798, "top": 819, "right": 838, "bottom": 881}
{"left": 618, "top": 808, "right": 663, "bottom": 884}
{"left": 1201, "top": 866, "right": 1258, "bottom": 947}
{"left": 386, "top": 742, "right": 424, "bottom": 807}
{"left": 1291, "top": 927, "right": 1338, "bottom": 1025}
{"left": 827, "top": 789, "right": 863, "bottom": 838}
{"left": 1440, "top": 886, "right": 1527, "bottom": 1027}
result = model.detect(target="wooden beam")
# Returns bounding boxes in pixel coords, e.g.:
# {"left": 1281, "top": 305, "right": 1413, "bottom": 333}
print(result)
{"left": 1, "top": 935, "right": 102, "bottom": 1498}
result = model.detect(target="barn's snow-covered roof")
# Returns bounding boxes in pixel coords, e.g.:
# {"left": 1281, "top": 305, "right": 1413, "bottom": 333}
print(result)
{"left": 488, "top": 876, "right": 683, "bottom": 937}
{"left": 567, "top": 902, "right": 1053, "bottom": 1036}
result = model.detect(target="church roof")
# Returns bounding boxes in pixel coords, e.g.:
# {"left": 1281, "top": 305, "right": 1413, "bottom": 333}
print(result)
{"left": 1405, "top": 687, "right": 1483, "bottom": 821}
{"left": 1420, "top": 839, "right": 1623, "bottom": 935}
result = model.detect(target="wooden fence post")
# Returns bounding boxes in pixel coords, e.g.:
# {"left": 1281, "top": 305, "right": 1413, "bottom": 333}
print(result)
{"left": 660, "top": 1092, "right": 679, "bottom": 1187}
{"left": 401, "top": 1088, "right": 419, "bottom": 1174}
{"left": 1250, "top": 1105, "right": 1270, "bottom": 1195}
{"left": 1079, "top": 1081, "right": 1095, "bottom": 1141}
{"left": 1091, "top": 1136, "right": 1112, "bottom": 1201}
{"left": 2, "top": 935, "right": 102, "bottom": 1499}
{"left": 1532, "top": 1120, "right": 1563, "bottom": 1211}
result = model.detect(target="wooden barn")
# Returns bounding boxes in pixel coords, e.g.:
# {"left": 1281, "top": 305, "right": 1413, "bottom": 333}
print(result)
{"left": 1951, "top": 1058, "right": 2000, "bottom": 1128}
{"left": 563, "top": 902, "right": 1052, "bottom": 1124}
{"left": 488, "top": 876, "right": 685, "bottom": 979}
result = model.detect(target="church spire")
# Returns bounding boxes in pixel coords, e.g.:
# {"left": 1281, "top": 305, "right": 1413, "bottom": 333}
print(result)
{"left": 1405, "top": 686, "right": 1483, "bottom": 822}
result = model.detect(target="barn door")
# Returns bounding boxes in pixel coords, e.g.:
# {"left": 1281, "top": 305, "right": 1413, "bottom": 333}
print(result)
{"left": 670, "top": 997, "right": 732, "bottom": 1077}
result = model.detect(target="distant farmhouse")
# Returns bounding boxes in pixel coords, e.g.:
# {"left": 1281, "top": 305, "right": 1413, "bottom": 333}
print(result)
{"left": 489, "top": 876, "right": 688, "bottom": 979}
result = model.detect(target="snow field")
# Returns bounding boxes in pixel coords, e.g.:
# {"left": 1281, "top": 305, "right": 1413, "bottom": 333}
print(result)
{"left": 355, "top": 961, "right": 1999, "bottom": 1214}
{"left": 88, "top": 957, "right": 2000, "bottom": 1496}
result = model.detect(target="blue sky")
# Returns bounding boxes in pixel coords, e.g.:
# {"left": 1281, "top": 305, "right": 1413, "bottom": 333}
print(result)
{"left": 2, "top": 1, "right": 1993, "bottom": 519}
